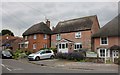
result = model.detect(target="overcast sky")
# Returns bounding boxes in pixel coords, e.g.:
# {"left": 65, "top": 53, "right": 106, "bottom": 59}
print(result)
{"left": 1, "top": 2, "right": 118, "bottom": 37}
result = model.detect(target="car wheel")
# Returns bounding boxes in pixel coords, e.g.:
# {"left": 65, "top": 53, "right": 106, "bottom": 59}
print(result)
{"left": 2, "top": 54, "right": 5, "bottom": 59}
{"left": 35, "top": 56, "right": 40, "bottom": 61}
{"left": 50, "top": 55, "right": 54, "bottom": 59}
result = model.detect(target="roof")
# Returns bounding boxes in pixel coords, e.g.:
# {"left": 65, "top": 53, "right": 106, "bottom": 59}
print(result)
{"left": 23, "top": 22, "right": 53, "bottom": 36}
{"left": 92, "top": 14, "right": 120, "bottom": 38}
{"left": 53, "top": 15, "right": 97, "bottom": 34}
{"left": 109, "top": 45, "right": 120, "bottom": 50}
{"left": 2, "top": 37, "right": 23, "bottom": 46}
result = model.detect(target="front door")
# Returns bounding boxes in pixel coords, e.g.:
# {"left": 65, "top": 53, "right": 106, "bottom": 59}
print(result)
{"left": 112, "top": 50, "right": 119, "bottom": 62}
{"left": 58, "top": 42, "right": 68, "bottom": 53}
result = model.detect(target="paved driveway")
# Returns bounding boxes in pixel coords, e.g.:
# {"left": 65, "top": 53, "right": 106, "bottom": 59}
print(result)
{"left": 18, "top": 58, "right": 118, "bottom": 73}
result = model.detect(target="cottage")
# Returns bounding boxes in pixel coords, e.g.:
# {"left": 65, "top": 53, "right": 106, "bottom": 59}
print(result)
{"left": 92, "top": 14, "right": 120, "bottom": 62}
{"left": 51, "top": 15, "right": 100, "bottom": 53}
{"left": 1, "top": 34, "right": 23, "bottom": 51}
{"left": 21, "top": 20, "right": 52, "bottom": 52}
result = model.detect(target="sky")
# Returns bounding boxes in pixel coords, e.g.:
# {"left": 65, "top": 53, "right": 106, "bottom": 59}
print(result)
{"left": 0, "top": 0, "right": 119, "bottom": 37}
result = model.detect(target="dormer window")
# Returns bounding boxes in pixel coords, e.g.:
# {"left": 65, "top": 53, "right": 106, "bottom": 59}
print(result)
{"left": 33, "top": 34, "right": 37, "bottom": 39}
{"left": 56, "top": 34, "right": 61, "bottom": 40}
{"left": 75, "top": 32, "right": 81, "bottom": 38}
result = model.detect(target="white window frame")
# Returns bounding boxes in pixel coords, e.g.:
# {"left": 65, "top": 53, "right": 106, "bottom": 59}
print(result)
{"left": 112, "top": 50, "right": 119, "bottom": 58}
{"left": 25, "top": 36, "right": 28, "bottom": 40}
{"left": 75, "top": 32, "right": 81, "bottom": 38}
{"left": 56, "top": 34, "right": 61, "bottom": 40}
{"left": 44, "top": 34, "right": 47, "bottom": 39}
{"left": 98, "top": 48, "right": 110, "bottom": 58}
{"left": 100, "top": 37, "right": 108, "bottom": 45}
{"left": 33, "top": 34, "right": 37, "bottom": 39}
{"left": 58, "top": 43, "right": 68, "bottom": 49}
{"left": 24, "top": 44, "right": 28, "bottom": 48}
{"left": 33, "top": 44, "right": 36, "bottom": 49}
{"left": 74, "top": 43, "right": 82, "bottom": 50}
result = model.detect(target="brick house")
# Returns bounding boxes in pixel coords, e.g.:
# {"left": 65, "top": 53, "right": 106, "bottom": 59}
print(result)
{"left": 92, "top": 14, "right": 120, "bottom": 62}
{"left": 21, "top": 20, "right": 52, "bottom": 52}
{"left": 51, "top": 15, "right": 100, "bottom": 53}
{"left": 1, "top": 34, "right": 23, "bottom": 51}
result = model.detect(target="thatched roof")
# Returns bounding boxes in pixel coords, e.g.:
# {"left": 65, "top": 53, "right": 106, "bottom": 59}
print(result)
{"left": 92, "top": 14, "right": 120, "bottom": 38}
{"left": 23, "top": 22, "right": 52, "bottom": 36}
{"left": 109, "top": 45, "right": 120, "bottom": 50}
{"left": 53, "top": 15, "right": 97, "bottom": 34}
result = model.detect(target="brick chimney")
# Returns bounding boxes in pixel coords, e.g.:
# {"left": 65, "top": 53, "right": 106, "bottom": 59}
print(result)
{"left": 46, "top": 19, "right": 50, "bottom": 28}
{"left": 52, "top": 26, "right": 55, "bottom": 31}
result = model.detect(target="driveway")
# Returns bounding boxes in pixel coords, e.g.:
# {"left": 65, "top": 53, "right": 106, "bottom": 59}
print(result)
{"left": 18, "top": 58, "right": 119, "bottom": 73}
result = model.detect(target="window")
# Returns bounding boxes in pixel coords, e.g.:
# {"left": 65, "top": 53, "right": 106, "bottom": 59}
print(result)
{"left": 113, "top": 50, "right": 119, "bottom": 58}
{"left": 44, "top": 34, "right": 47, "bottom": 39}
{"left": 99, "top": 48, "right": 110, "bottom": 58}
{"left": 56, "top": 34, "right": 61, "bottom": 40}
{"left": 43, "top": 44, "right": 47, "bottom": 48}
{"left": 33, "top": 44, "right": 36, "bottom": 49}
{"left": 33, "top": 34, "right": 37, "bottom": 39}
{"left": 100, "top": 37, "right": 108, "bottom": 45}
{"left": 24, "top": 44, "right": 28, "bottom": 48}
{"left": 74, "top": 43, "right": 82, "bottom": 50}
{"left": 46, "top": 51, "right": 52, "bottom": 53}
{"left": 25, "top": 36, "right": 28, "bottom": 40}
{"left": 75, "top": 32, "right": 81, "bottom": 38}
{"left": 58, "top": 43, "right": 68, "bottom": 49}
{"left": 100, "top": 49, "right": 105, "bottom": 57}
{"left": 59, "top": 44, "right": 61, "bottom": 49}
{"left": 62, "top": 44, "right": 65, "bottom": 49}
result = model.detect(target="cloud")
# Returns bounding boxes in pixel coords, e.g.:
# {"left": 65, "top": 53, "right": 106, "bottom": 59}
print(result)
{"left": 1, "top": 2, "right": 118, "bottom": 36}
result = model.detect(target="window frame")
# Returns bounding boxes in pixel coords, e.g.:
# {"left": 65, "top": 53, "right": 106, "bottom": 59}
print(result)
{"left": 100, "top": 37, "right": 108, "bottom": 45}
{"left": 74, "top": 43, "right": 82, "bottom": 50}
{"left": 33, "top": 44, "right": 37, "bottom": 49}
{"left": 25, "top": 36, "right": 28, "bottom": 40}
{"left": 75, "top": 32, "right": 81, "bottom": 38}
{"left": 56, "top": 34, "right": 61, "bottom": 40}
{"left": 44, "top": 34, "right": 47, "bottom": 39}
{"left": 33, "top": 34, "right": 37, "bottom": 39}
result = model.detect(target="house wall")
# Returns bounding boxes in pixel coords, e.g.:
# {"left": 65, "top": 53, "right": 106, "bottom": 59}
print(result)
{"left": 25, "top": 34, "right": 51, "bottom": 52}
{"left": 51, "top": 30, "right": 92, "bottom": 51}
{"left": 93, "top": 37, "right": 120, "bottom": 52}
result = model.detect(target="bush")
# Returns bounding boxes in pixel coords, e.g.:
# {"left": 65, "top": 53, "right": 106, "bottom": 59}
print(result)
{"left": 56, "top": 52, "right": 85, "bottom": 61}
{"left": 12, "top": 49, "right": 27, "bottom": 60}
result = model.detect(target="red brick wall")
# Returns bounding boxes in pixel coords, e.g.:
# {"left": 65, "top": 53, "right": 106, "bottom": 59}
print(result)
{"left": 51, "top": 30, "right": 92, "bottom": 51}
{"left": 93, "top": 37, "right": 120, "bottom": 52}
{"left": 25, "top": 34, "right": 51, "bottom": 52}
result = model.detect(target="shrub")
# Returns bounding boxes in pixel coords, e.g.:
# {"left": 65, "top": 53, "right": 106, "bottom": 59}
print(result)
{"left": 12, "top": 49, "right": 27, "bottom": 59}
{"left": 56, "top": 52, "right": 85, "bottom": 61}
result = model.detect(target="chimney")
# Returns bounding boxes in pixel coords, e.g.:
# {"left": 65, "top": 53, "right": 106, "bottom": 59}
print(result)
{"left": 46, "top": 19, "right": 50, "bottom": 28}
{"left": 52, "top": 26, "right": 55, "bottom": 31}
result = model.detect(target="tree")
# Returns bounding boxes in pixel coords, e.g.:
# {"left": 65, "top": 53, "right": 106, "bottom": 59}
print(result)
{"left": 1, "top": 29, "right": 14, "bottom": 36}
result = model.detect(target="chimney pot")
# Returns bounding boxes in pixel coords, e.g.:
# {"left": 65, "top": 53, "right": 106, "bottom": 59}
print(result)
{"left": 46, "top": 19, "right": 50, "bottom": 28}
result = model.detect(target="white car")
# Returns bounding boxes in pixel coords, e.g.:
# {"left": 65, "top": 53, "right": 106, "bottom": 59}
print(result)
{"left": 28, "top": 50, "right": 55, "bottom": 61}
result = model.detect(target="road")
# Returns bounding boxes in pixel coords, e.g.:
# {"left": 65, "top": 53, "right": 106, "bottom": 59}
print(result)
{"left": 1, "top": 58, "right": 119, "bottom": 73}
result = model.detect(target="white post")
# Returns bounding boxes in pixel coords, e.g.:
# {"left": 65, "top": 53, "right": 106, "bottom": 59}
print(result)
{"left": 112, "top": 51, "right": 114, "bottom": 63}
{"left": 105, "top": 49, "right": 106, "bottom": 64}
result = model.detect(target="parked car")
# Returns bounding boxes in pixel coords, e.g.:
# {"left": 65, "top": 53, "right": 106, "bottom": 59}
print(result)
{"left": 28, "top": 50, "right": 55, "bottom": 61}
{"left": 2, "top": 50, "right": 12, "bottom": 59}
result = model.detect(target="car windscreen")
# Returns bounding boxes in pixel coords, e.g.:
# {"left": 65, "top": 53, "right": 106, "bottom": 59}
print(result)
{"left": 2, "top": 51, "right": 11, "bottom": 55}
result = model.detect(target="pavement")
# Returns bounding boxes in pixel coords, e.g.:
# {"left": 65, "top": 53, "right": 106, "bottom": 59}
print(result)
{"left": 18, "top": 58, "right": 119, "bottom": 73}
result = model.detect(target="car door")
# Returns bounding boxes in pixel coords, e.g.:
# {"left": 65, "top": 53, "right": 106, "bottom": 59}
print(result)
{"left": 40, "top": 51, "right": 46, "bottom": 59}
{"left": 46, "top": 50, "right": 52, "bottom": 58}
